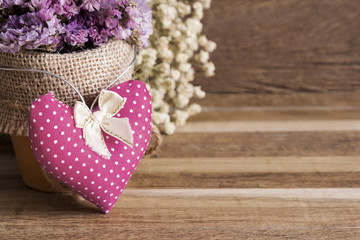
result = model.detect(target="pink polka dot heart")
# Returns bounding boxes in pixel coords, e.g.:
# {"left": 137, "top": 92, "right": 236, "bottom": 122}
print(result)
{"left": 29, "top": 80, "right": 152, "bottom": 213}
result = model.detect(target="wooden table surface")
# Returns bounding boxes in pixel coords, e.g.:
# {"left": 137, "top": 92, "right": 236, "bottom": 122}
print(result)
{"left": 1, "top": 92, "right": 360, "bottom": 239}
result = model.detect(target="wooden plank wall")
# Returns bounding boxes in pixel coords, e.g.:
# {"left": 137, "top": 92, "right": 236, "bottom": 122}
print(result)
{"left": 194, "top": 0, "right": 360, "bottom": 93}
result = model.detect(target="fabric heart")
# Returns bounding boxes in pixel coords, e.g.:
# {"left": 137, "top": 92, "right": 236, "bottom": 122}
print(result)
{"left": 29, "top": 80, "right": 152, "bottom": 213}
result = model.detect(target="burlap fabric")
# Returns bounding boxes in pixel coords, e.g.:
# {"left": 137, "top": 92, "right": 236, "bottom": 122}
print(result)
{"left": 0, "top": 40, "right": 134, "bottom": 136}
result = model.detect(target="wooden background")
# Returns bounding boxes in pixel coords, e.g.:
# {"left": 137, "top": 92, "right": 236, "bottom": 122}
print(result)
{"left": 1, "top": 0, "right": 360, "bottom": 239}
{"left": 195, "top": 0, "right": 360, "bottom": 93}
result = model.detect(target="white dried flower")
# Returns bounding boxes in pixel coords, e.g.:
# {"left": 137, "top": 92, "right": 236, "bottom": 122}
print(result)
{"left": 136, "top": 0, "right": 217, "bottom": 135}
{"left": 198, "top": 35, "right": 208, "bottom": 47}
{"left": 187, "top": 103, "right": 202, "bottom": 116}
{"left": 195, "top": 50, "right": 209, "bottom": 64}
{"left": 173, "top": 110, "right": 189, "bottom": 126}
{"left": 203, "top": 62, "right": 216, "bottom": 77}
{"left": 194, "top": 86, "right": 206, "bottom": 99}
{"left": 205, "top": 40, "right": 217, "bottom": 53}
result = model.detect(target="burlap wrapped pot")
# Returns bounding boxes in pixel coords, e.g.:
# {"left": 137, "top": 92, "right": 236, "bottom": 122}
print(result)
{"left": 0, "top": 39, "right": 134, "bottom": 136}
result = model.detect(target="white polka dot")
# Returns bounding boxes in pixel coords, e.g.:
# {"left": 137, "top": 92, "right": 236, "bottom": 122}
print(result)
{"left": 69, "top": 166, "right": 72, "bottom": 169}
{"left": 104, "top": 178, "right": 108, "bottom": 181}
{"left": 137, "top": 84, "right": 141, "bottom": 88}
{"left": 98, "top": 186, "right": 102, "bottom": 189}
{"left": 111, "top": 182, "right": 114, "bottom": 186}
{"left": 60, "top": 146, "right": 64, "bottom": 150}
{"left": 126, "top": 89, "right": 130, "bottom": 93}
{"left": 144, "top": 96, "right": 147, "bottom": 100}
{"left": 60, "top": 117, "right": 64, "bottom": 121}
{"left": 62, "top": 172, "right": 66, "bottom": 175}
{"left": 40, "top": 127, "right": 44, "bottom": 131}
{"left": 97, "top": 173, "right": 101, "bottom": 177}
{"left": 61, "top": 131, "right": 65, "bottom": 135}
{"left": 74, "top": 143, "right": 77, "bottom": 147}
{"left": 139, "top": 135, "right": 142, "bottom": 139}
{"left": 115, "top": 141, "right": 119, "bottom": 144}
{"left": 54, "top": 154, "right": 57, "bottom": 158}
{"left": 127, "top": 159, "right": 130, "bottom": 163}
{"left": 95, "top": 159, "right": 99, "bottom": 164}
{"left": 106, "top": 135, "right": 109, "bottom": 139}
{"left": 84, "top": 176, "right": 87, "bottom": 179}
{"left": 40, "top": 141, "right": 44, "bottom": 145}
{"left": 111, "top": 148, "right": 115, "bottom": 152}
{"left": 47, "top": 133, "right": 51, "bottom": 137}
{"left": 67, "top": 123, "right": 70, "bottom": 127}
{"left": 82, "top": 163, "right": 86, "bottom": 167}
{"left": 46, "top": 119, "right": 50, "bottom": 123}
{"left": 141, "top": 105, "right": 145, "bottom": 109}
{"left": 116, "top": 174, "right": 120, "bottom": 178}
{"left": 135, "top": 122, "right": 138, "bottom": 126}
{"left": 122, "top": 167, "right": 125, "bottom": 171}
{"left": 54, "top": 125, "right": 58, "bottom": 129}
{"left": 53, "top": 111, "right": 56, "bottom": 115}
{"left": 102, "top": 164, "right": 106, "bottom": 168}
{"left": 88, "top": 154, "right": 91, "bottom": 158}
{"left": 33, "top": 119, "right": 36, "bottom": 123}
{"left": 75, "top": 158, "right": 79, "bottom": 161}
{"left": 110, "top": 169, "right": 113, "bottom": 173}
{"left": 115, "top": 161, "right": 119, "bottom": 165}
{"left": 124, "top": 146, "right": 127, "bottom": 150}
{"left": 61, "top": 160, "right": 65, "bottom": 164}
{"left": 76, "top": 171, "right": 80, "bottom": 174}
{"left": 90, "top": 168, "right": 93, "bottom": 172}
{"left": 130, "top": 109, "right": 133, "bottom": 113}
{"left": 46, "top": 148, "right": 50, "bottom": 152}
{"left": 39, "top": 112, "right": 42, "bottom": 116}
{"left": 81, "top": 149, "right": 84, "bottom": 153}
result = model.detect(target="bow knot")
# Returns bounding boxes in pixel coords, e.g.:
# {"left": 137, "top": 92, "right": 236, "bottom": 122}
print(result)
{"left": 74, "top": 90, "right": 134, "bottom": 158}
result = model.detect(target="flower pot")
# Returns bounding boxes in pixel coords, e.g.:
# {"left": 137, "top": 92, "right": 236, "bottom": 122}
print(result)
{"left": 0, "top": 40, "right": 134, "bottom": 191}
{"left": 10, "top": 135, "right": 59, "bottom": 192}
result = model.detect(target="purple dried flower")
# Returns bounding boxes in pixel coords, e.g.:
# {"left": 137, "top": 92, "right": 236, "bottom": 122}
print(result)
{"left": 0, "top": 13, "right": 61, "bottom": 53}
{"left": 0, "top": 0, "right": 153, "bottom": 53}
{"left": 81, "top": 0, "right": 101, "bottom": 12}
{"left": 63, "top": 16, "right": 89, "bottom": 47}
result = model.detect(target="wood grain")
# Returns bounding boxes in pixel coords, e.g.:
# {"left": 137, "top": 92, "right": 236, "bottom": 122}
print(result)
{"left": 195, "top": 0, "right": 360, "bottom": 93}
{"left": 158, "top": 131, "right": 360, "bottom": 158}
{"left": 0, "top": 188, "right": 359, "bottom": 240}
{"left": 1, "top": 92, "right": 360, "bottom": 238}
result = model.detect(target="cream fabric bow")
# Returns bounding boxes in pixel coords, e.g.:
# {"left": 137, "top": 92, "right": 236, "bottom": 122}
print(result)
{"left": 74, "top": 90, "right": 133, "bottom": 158}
